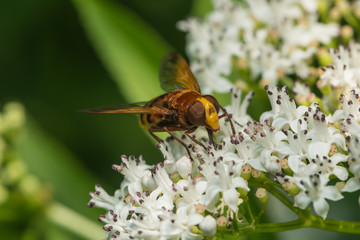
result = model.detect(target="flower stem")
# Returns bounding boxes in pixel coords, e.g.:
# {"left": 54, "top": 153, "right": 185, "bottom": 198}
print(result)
{"left": 262, "top": 182, "right": 303, "bottom": 215}
{"left": 250, "top": 216, "right": 360, "bottom": 234}
{"left": 253, "top": 219, "right": 305, "bottom": 233}
{"left": 308, "top": 215, "right": 360, "bottom": 234}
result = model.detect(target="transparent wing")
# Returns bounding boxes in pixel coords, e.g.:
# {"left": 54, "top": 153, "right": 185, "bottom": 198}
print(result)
{"left": 159, "top": 52, "right": 200, "bottom": 92}
{"left": 79, "top": 102, "right": 173, "bottom": 115}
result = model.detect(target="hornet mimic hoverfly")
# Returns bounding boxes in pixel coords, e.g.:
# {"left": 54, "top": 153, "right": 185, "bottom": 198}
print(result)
{"left": 81, "top": 53, "right": 235, "bottom": 158}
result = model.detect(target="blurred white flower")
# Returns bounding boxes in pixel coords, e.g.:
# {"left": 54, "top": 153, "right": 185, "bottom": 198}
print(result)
{"left": 179, "top": 0, "right": 339, "bottom": 92}
{"left": 320, "top": 41, "right": 360, "bottom": 91}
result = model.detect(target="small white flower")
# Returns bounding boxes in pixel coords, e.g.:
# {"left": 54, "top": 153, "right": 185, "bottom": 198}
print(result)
{"left": 293, "top": 81, "right": 316, "bottom": 104}
{"left": 176, "top": 176, "right": 207, "bottom": 210}
{"left": 331, "top": 90, "right": 360, "bottom": 123}
{"left": 307, "top": 142, "right": 348, "bottom": 180}
{"left": 201, "top": 159, "right": 248, "bottom": 212}
{"left": 226, "top": 88, "right": 254, "bottom": 127}
{"left": 276, "top": 121, "right": 309, "bottom": 174}
{"left": 294, "top": 174, "right": 343, "bottom": 219}
{"left": 151, "top": 163, "right": 178, "bottom": 200}
{"left": 247, "top": 121, "right": 286, "bottom": 172}
{"left": 167, "top": 205, "right": 204, "bottom": 240}
{"left": 342, "top": 137, "right": 360, "bottom": 204}
{"left": 112, "top": 155, "right": 152, "bottom": 197}
{"left": 306, "top": 107, "right": 346, "bottom": 150}
{"left": 260, "top": 86, "right": 308, "bottom": 131}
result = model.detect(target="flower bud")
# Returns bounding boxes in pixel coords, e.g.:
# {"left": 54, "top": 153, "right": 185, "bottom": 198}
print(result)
{"left": 251, "top": 169, "right": 266, "bottom": 181}
{"left": 282, "top": 181, "right": 299, "bottom": 195}
{"left": 281, "top": 158, "right": 293, "bottom": 176}
{"left": 255, "top": 188, "right": 268, "bottom": 204}
{"left": 264, "top": 156, "right": 281, "bottom": 173}
{"left": 216, "top": 215, "right": 227, "bottom": 228}
{"left": 329, "top": 144, "right": 338, "bottom": 156}
{"left": 199, "top": 215, "right": 217, "bottom": 237}
{"left": 176, "top": 156, "right": 192, "bottom": 179}
{"left": 341, "top": 25, "right": 353, "bottom": 43}
{"left": 335, "top": 181, "right": 345, "bottom": 192}
{"left": 194, "top": 203, "right": 205, "bottom": 214}
{"left": 141, "top": 171, "right": 157, "bottom": 191}
{"left": 241, "top": 164, "right": 251, "bottom": 180}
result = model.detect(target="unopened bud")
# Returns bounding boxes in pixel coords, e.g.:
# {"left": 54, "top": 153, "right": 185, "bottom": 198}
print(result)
{"left": 330, "top": 7, "right": 341, "bottom": 21}
{"left": 194, "top": 203, "right": 205, "bottom": 214}
{"left": 341, "top": 25, "right": 353, "bottom": 42}
{"left": 335, "top": 181, "right": 345, "bottom": 192}
{"left": 124, "top": 194, "right": 132, "bottom": 204}
{"left": 255, "top": 188, "right": 268, "bottom": 204}
{"left": 281, "top": 158, "right": 293, "bottom": 176}
{"left": 142, "top": 172, "right": 157, "bottom": 191}
{"left": 216, "top": 215, "right": 228, "bottom": 228}
{"left": 176, "top": 156, "right": 192, "bottom": 179}
{"left": 251, "top": 169, "right": 266, "bottom": 181}
{"left": 329, "top": 144, "right": 338, "bottom": 156}
{"left": 282, "top": 181, "right": 299, "bottom": 195}
{"left": 241, "top": 164, "right": 252, "bottom": 180}
{"left": 199, "top": 215, "right": 217, "bottom": 237}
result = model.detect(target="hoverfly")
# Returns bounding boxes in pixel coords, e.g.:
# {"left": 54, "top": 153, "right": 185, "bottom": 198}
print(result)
{"left": 81, "top": 53, "right": 235, "bottom": 158}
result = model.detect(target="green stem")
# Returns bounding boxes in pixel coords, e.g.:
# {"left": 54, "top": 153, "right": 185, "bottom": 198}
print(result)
{"left": 250, "top": 216, "right": 360, "bottom": 234}
{"left": 262, "top": 182, "right": 303, "bottom": 215}
{"left": 46, "top": 202, "right": 104, "bottom": 239}
{"left": 244, "top": 199, "right": 255, "bottom": 225}
{"left": 309, "top": 215, "right": 360, "bottom": 234}
{"left": 253, "top": 219, "right": 305, "bottom": 233}
{"left": 254, "top": 200, "right": 267, "bottom": 225}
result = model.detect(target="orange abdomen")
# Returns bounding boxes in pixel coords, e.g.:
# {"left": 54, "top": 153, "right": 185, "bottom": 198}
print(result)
{"left": 139, "top": 90, "right": 201, "bottom": 130}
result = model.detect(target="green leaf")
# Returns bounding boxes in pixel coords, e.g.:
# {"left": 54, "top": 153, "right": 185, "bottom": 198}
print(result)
{"left": 72, "top": 0, "right": 172, "bottom": 102}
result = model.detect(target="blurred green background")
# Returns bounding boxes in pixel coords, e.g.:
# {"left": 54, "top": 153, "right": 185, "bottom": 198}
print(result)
{"left": 0, "top": 0, "right": 359, "bottom": 239}
{"left": 1, "top": 0, "right": 192, "bottom": 238}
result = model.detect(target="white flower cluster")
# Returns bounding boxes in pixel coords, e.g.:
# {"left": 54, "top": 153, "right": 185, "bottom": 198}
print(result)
{"left": 178, "top": 0, "right": 339, "bottom": 93}
{"left": 320, "top": 41, "right": 360, "bottom": 92}
{"left": 89, "top": 84, "right": 360, "bottom": 238}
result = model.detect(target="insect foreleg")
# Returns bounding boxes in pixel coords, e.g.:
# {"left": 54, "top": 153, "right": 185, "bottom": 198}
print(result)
{"left": 185, "top": 127, "right": 207, "bottom": 151}
{"left": 218, "top": 106, "right": 236, "bottom": 135}
{"left": 149, "top": 127, "right": 193, "bottom": 161}
{"left": 148, "top": 129, "right": 165, "bottom": 143}
{"left": 206, "top": 128, "right": 215, "bottom": 148}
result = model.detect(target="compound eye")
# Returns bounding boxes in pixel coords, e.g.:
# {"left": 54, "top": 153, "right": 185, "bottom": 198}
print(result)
{"left": 187, "top": 101, "right": 205, "bottom": 126}
{"left": 203, "top": 95, "right": 220, "bottom": 113}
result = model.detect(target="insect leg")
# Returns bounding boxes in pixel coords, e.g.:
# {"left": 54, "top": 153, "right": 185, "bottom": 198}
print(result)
{"left": 218, "top": 106, "right": 236, "bottom": 135}
{"left": 206, "top": 128, "right": 215, "bottom": 148}
{"left": 148, "top": 129, "right": 165, "bottom": 143}
{"left": 185, "top": 127, "right": 207, "bottom": 151}
{"left": 149, "top": 127, "right": 193, "bottom": 160}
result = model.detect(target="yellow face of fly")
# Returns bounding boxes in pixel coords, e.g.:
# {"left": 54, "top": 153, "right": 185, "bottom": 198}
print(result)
{"left": 197, "top": 97, "right": 220, "bottom": 132}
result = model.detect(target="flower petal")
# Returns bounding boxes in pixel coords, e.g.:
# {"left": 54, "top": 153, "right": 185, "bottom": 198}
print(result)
{"left": 223, "top": 188, "right": 240, "bottom": 212}
{"left": 294, "top": 192, "right": 311, "bottom": 209}
{"left": 313, "top": 197, "right": 329, "bottom": 219}
{"left": 321, "top": 186, "right": 343, "bottom": 201}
